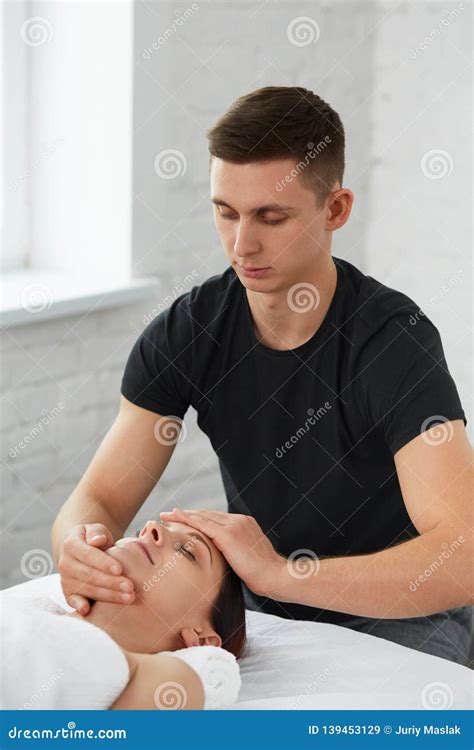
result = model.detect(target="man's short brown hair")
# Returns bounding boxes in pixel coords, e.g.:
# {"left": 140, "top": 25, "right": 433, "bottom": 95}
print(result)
{"left": 206, "top": 86, "right": 345, "bottom": 207}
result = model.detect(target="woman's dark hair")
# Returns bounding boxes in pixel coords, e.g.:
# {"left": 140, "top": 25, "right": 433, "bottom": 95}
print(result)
{"left": 211, "top": 561, "right": 247, "bottom": 659}
{"left": 206, "top": 85, "right": 345, "bottom": 207}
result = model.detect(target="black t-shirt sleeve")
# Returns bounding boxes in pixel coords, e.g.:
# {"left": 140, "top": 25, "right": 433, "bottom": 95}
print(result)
{"left": 354, "top": 313, "right": 467, "bottom": 455}
{"left": 120, "top": 299, "right": 193, "bottom": 420}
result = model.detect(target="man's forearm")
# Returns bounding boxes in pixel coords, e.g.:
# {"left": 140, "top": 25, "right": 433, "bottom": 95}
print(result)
{"left": 51, "top": 485, "right": 125, "bottom": 564}
{"left": 263, "top": 524, "right": 472, "bottom": 619}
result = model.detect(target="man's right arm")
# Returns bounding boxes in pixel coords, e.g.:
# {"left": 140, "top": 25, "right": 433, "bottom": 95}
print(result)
{"left": 52, "top": 395, "right": 182, "bottom": 612}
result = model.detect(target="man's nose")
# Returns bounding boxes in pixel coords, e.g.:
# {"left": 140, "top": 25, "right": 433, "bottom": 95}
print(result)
{"left": 234, "top": 219, "right": 260, "bottom": 257}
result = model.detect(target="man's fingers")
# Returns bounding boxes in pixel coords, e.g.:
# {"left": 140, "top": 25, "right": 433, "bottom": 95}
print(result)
{"left": 161, "top": 507, "right": 227, "bottom": 525}
{"left": 67, "top": 578, "right": 136, "bottom": 605}
{"left": 78, "top": 542, "right": 122, "bottom": 576}
{"left": 62, "top": 560, "right": 134, "bottom": 593}
{"left": 85, "top": 524, "right": 115, "bottom": 547}
{"left": 163, "top": 510, "right": 225, "bottom": 543}
{"left": 67, "top": 594, "right": 90, "bottom": 615}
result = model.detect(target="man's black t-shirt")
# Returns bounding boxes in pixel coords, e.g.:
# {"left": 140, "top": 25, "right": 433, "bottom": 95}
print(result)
{"left": 121, "top": 257, "right": 467, "bottom": 625}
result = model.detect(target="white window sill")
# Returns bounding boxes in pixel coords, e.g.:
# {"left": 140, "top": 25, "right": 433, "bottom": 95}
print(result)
{"left": 0, "top": 269, "right": 161, "bottom": 328}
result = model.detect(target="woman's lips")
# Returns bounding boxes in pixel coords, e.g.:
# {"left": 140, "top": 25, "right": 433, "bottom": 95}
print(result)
{"left": 121, "top": 539, "right": 154, "bottom": 564}
{"left": 136, "top": 541, "right": 154, "bottom": 564}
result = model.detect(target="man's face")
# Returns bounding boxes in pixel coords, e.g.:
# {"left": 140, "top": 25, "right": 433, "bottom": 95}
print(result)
{"left": 210, "top": 157, "right": 337, "bottom": 293}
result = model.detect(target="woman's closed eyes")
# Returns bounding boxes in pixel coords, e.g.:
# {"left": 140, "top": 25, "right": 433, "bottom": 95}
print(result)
{"left": 134, "top": 525, "right": 197, "bottom": 562}
{"left": 175, "top": 541, "right": 196, "bottom": 561}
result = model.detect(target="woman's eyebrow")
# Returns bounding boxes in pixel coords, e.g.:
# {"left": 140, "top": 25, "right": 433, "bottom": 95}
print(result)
{"left": 185, "top": 531, "right": 213, "bottom": 565}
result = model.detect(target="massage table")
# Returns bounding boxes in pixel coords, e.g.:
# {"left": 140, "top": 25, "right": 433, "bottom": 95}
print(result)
{"left": 2, "top": 574, "right": 471, "bottom": 710}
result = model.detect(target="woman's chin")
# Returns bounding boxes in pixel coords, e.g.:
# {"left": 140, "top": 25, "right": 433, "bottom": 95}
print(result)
{"left": 106, "top": 545, "right": 139, "bottom": 582}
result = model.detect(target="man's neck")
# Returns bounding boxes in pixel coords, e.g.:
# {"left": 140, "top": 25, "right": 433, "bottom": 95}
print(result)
{"left": 246, "top": 256, "right": 337, "bottom": 351}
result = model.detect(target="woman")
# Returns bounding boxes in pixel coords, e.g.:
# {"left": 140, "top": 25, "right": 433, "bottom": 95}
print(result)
{"left": 1, "top": 519, "right": 246, "bottom": 710}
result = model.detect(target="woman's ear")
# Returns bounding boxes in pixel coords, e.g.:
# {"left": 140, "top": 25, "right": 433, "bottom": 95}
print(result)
{"left": 179, "top": 626, "right": 201, "bottom": 647}
{"left": 178, "top": 626, "right": 222, "bottom": 649}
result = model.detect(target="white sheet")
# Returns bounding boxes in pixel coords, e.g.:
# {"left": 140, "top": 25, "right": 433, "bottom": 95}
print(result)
{"left": 232, "top": 609, "right": 473, "bottom": 709}
{"left": 3, "top": 574, "right": 472, "bottom": 710}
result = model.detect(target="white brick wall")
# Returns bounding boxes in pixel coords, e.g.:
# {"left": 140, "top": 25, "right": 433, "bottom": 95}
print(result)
{"left": 1, "top": 1, "right": 470, "bottom": 590}
{"left": 0, "top": 297, "right": 227, "bottom": 587}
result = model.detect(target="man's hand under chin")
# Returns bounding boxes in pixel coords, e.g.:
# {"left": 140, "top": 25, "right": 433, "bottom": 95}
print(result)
{"left": 159, "top": 507, "right": 285, "bottom": 596}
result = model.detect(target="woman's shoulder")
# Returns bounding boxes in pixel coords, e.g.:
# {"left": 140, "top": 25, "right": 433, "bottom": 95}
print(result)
{"left": 110, "top": 650, "right": 205, "bottom": 710}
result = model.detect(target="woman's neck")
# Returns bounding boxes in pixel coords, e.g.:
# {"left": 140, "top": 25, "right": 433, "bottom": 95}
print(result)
{"left": 65, "top": 600, "right": 180, "bottom": 655}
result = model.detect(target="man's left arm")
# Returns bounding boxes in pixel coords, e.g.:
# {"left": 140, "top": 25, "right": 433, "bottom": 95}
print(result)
{"left": 161, "top": 419, "right": 472, "bottom": 619}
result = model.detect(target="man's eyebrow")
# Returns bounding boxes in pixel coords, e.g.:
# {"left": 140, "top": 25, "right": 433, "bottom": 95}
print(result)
{"left": 211, "top": 197, "right": 296, "bottom": 213}
{"left": 185, "top": 531, "right": 213, "bottom": 565}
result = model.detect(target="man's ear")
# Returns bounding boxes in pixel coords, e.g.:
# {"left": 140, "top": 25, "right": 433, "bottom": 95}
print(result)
{"left": 179, "top": 625, "right": 222, "bottom": 649}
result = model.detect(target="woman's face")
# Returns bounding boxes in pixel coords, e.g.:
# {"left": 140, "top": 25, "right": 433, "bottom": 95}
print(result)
{"left": 105, "top": 519, "right": 228, "bottom": 650}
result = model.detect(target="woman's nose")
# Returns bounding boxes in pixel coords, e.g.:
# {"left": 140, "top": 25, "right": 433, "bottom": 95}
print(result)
{"left": 139, "top": 520, "right": 164, "bottom": 546}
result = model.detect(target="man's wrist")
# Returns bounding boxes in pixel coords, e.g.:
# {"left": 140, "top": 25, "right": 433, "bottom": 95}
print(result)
{"left": 255, "top": 554, "right": 291, "bottom": 600}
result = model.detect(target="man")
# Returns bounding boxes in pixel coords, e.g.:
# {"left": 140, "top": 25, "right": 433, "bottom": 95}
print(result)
{"left": 52, "top": 86, "right": 473, "bottom": 665}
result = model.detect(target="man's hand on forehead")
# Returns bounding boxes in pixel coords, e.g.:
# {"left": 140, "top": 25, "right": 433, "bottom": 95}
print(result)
{"left": 159, "top": 507, "right": 284, "bottom": 596}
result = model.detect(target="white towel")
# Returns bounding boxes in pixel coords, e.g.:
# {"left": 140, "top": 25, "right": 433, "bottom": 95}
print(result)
{"left": 0, "top": 576, "right": 242, "bottom": 710}
{"left": 160, "top": 645, "right": 241, "bottom": 709}
{"left": 0, "top": 588, "right": 129, "bottom": 710}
